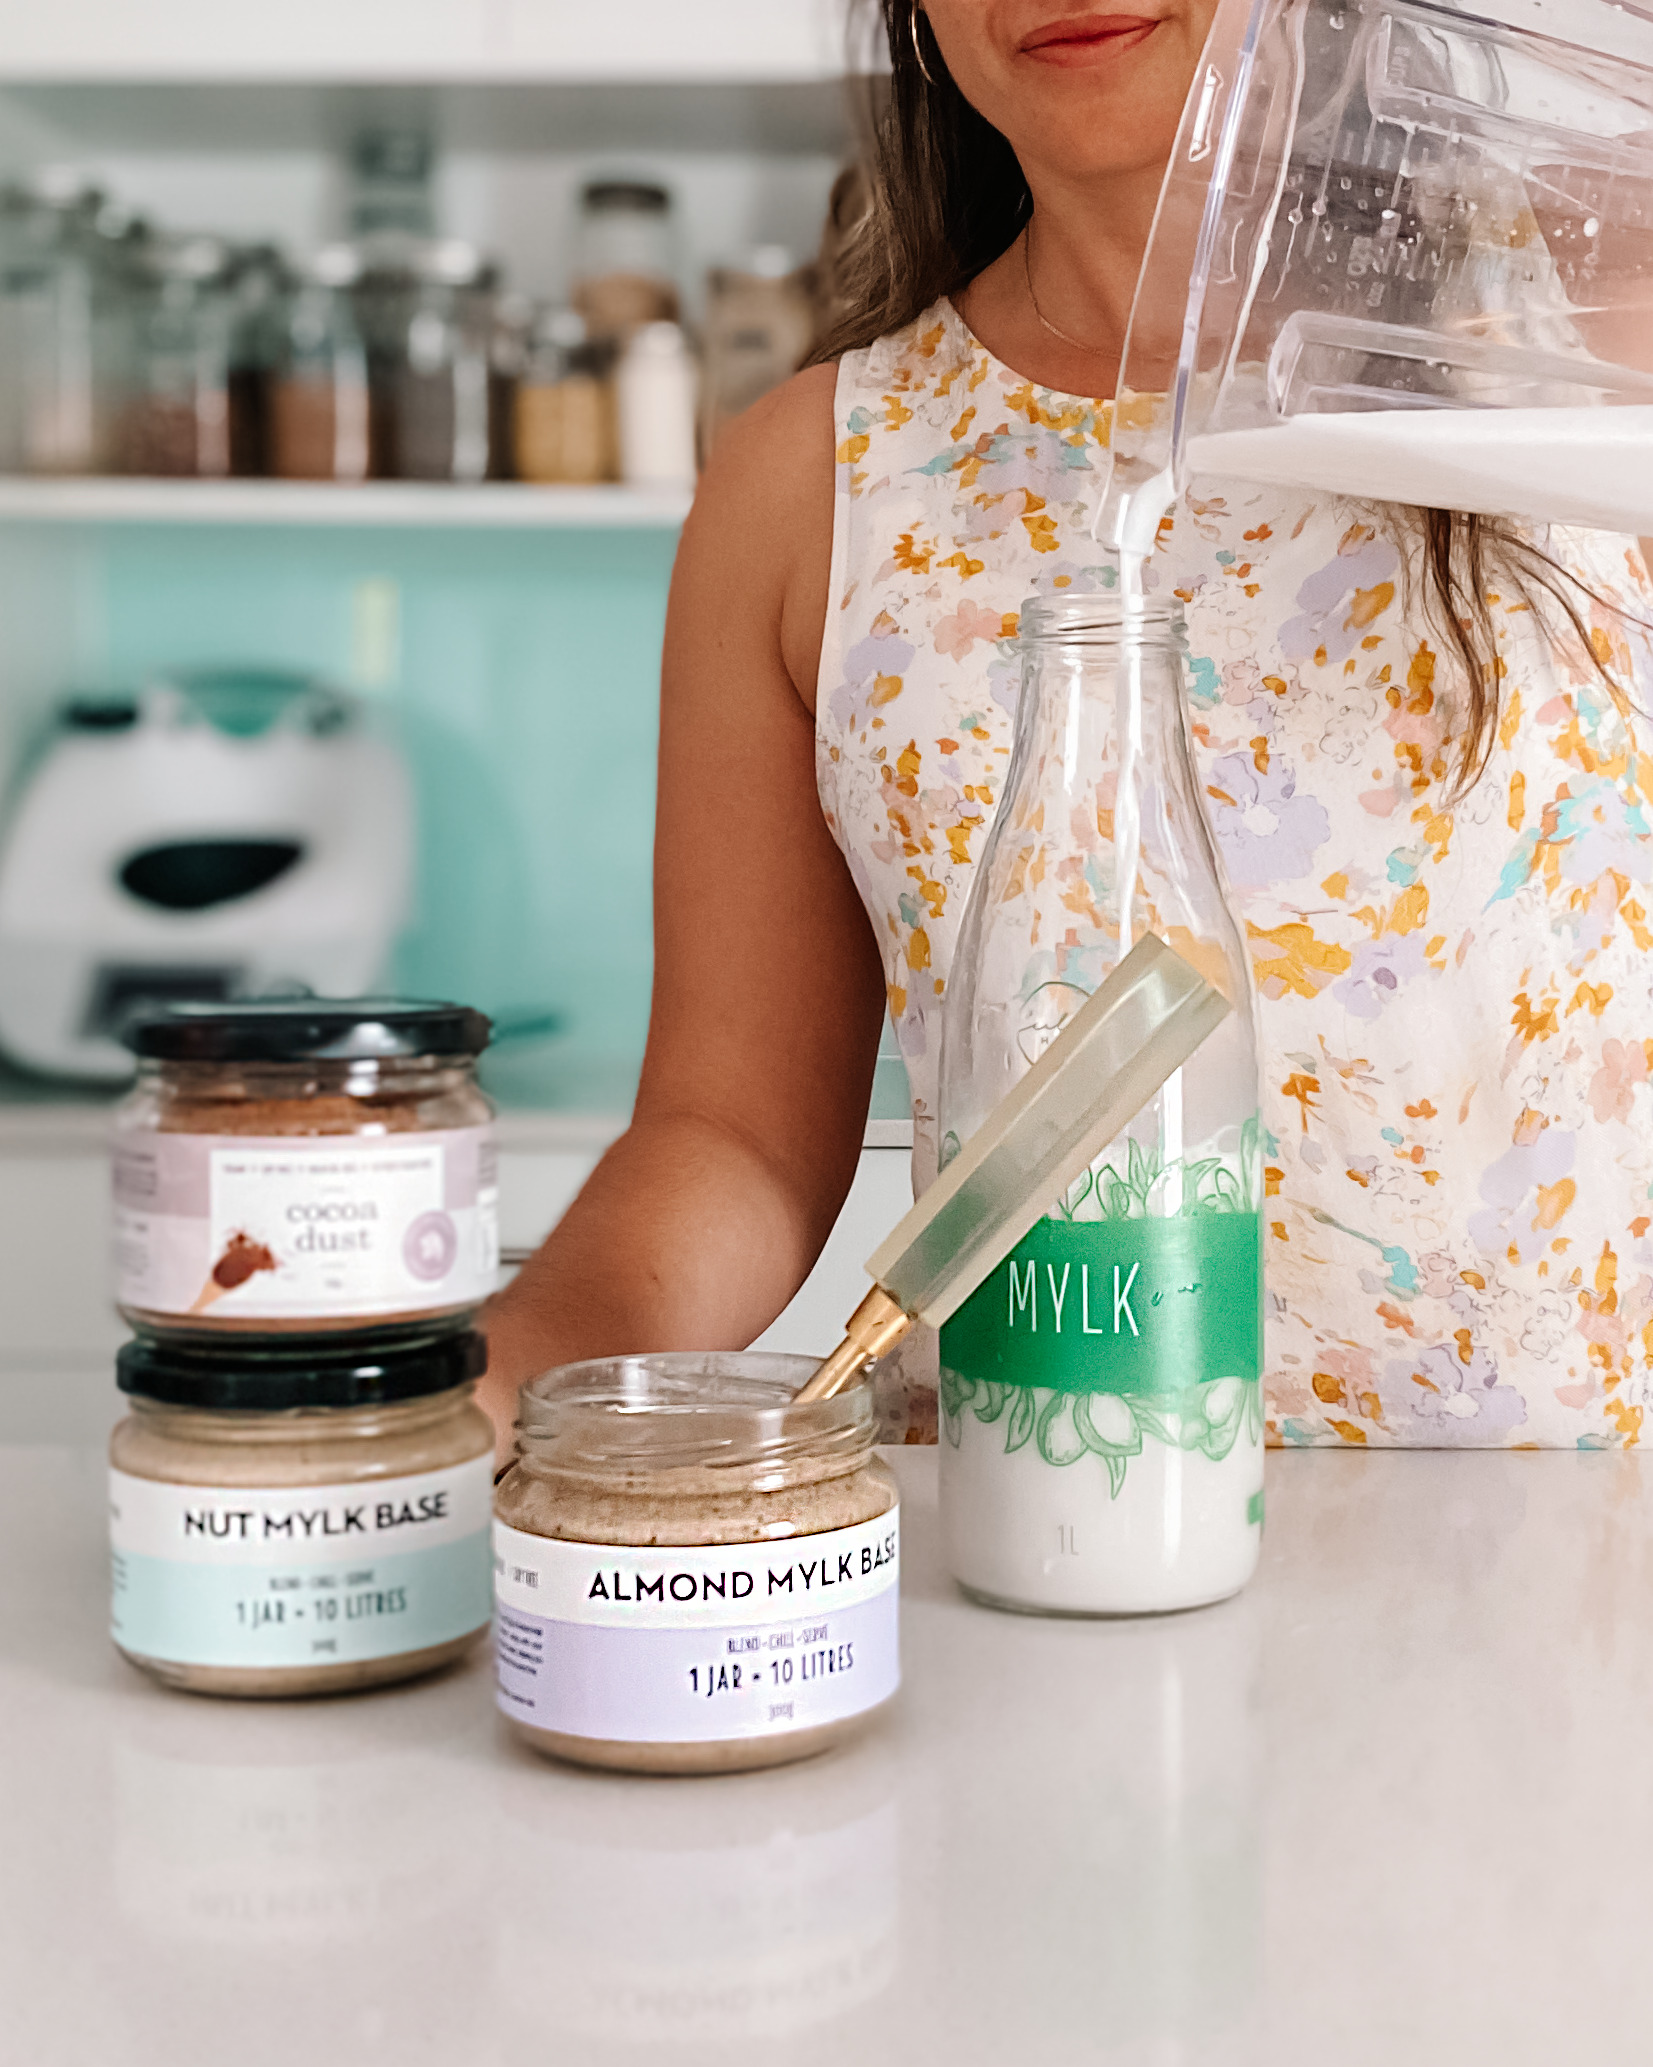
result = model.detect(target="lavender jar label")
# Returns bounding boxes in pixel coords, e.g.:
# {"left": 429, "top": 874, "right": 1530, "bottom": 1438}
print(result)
{"left": 493, "top": 1509, "right": 901, "bottom": 1745}
{"left": 112, "top": 1124, "right": 499, "bottom": 1320}
{"left": 110, "top": 1459, "right": 494, "bottom": 1670}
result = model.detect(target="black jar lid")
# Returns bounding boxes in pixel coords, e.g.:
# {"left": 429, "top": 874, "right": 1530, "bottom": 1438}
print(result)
{"left": 121, "top": 997, "right": 493, "bottom": 1064}
{"left": 117, "top": 1329, "right": 487, "bottom": 1413}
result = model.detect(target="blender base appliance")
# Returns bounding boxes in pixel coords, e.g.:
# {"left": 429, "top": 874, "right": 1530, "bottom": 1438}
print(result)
{"left": 0, "top": 670, "right": 413, "bottom": 1080}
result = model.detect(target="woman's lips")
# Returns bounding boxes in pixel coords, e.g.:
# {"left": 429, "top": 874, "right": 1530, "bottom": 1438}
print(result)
{"left": 1020, "top": 12, "right": 1161, "bottom": 64}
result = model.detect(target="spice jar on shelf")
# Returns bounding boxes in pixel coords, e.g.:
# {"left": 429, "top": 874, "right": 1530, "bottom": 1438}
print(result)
{"left": 494, "top": 1352, "right": 900, "bottom": 1774}
{"left": 271, "top": 245, "right": 372, "bottom": 482}
{"left": 110, "top": 1327, "right": 494, "bottom": 1698}
{"left": 226, "top": 241, "right": 291, "bottom": 478}
{"left": 513, "top": 307, "right": 616, "bottom": 484}
{"left": 355, "top": 239, "right": 503, "bottom": 482}
{"left": 111, "top": 998, "right": 499, "bottom": 1341}
{"left": 573, "top": 179, "right": 680, "bottom": 344}
{"left": 0, "top": 176, "right": 134, "bottom": 476}
{"left": 616, "top": 320, "right": 698, "bottom": 489}
{"left": 486, "top": 290, "right": 532, "bottom": 484}
{"left": 700, "top": 247, "right": 816, "bottom": 458}
{"left": 120, "top": 233, "right": 237, "bottom": 478}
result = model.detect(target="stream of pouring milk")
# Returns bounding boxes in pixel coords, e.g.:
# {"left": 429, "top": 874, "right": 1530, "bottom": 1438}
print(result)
{"left": 940, "top": 519, "right": 1261, "bottom": 1617}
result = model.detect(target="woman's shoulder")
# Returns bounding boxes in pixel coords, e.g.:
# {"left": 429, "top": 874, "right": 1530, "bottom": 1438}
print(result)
{"left": 684, "top": 361, "right": 839, "bottom": 575}
{"left": 699, "top": 358, "right": 840, "bottom": 495}
{"left": 674, "top": 362, "right": 840, "bottom": 704}
{"left": 690, "top": 298, "right": 971, "bottom": 513}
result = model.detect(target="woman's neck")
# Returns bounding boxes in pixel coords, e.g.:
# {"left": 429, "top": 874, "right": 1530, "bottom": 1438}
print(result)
{"left": 952, "top": 160, "right": 1165, "bottom": 399}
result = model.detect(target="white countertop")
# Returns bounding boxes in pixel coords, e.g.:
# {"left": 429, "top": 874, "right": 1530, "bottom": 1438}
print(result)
{"left": 2, "top": 1441, "right": 1647, "bottom": 2066}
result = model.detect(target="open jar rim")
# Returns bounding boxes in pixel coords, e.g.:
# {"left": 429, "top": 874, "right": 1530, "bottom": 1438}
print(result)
{"left": 515, "top": 1352, "right": 874, "bottom": 1491}
{"left": 1019, "top": 586, "right": 1185, "bottom": 647}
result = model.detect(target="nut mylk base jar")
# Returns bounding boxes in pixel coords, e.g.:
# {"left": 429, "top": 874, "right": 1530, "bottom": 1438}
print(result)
{"left": 493, "top": 1353, "right": 900, "bottom": 1776}
{"left": 109, "top": 1330, "right": 493, "bottom": 1699}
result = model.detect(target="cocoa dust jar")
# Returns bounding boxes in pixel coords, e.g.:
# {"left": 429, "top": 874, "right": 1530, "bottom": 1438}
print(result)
{"left": 938, "top": 585, "right": 1265, "bottom": 1617}
{"left": 112, "top": 1000, "right": 499, "bottom": 1343}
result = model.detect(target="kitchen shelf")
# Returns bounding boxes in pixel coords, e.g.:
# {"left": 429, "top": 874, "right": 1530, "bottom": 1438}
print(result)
{"left": 0, "top": 478, "right": 694, "bottom": 529}
{"left": 0, "top": 78, "right": 857, "bottom": 156}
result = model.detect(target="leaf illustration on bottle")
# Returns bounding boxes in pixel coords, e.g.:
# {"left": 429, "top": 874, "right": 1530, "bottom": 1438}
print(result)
{"left": 1199, "top": 1377, "right": 1246, "bottom": 1460}
{"left": 978, "top": 1380, "right": 1013, "bottom": 1425}
{"left": 947, "top": 1372, "right": 1260, "bottom": 1494}
{"left": 1101, "top": 1169, "right": 1135, "bottom": 1220}
{"left": 1126, "top": 1137, "right": 1160, "bottom": 1209}
{"left": 1240, "top": 1113, "right": 1267, "bottom": 1205}
{"left": 1051, "top": 1166, "right": 1094, "bottom": 1222}
{"left": 1036, "top": 1391, "right": 1088, "bottom": 1467}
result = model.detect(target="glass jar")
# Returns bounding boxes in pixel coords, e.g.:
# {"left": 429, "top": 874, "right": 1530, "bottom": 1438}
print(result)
{"left": 271, "top": 245, "right": 372, "bottom": 481}
{"left": 615, "top": 320, "right": 698, "bottom": 488}
{"left": 573, "top": 179, "right": 679, "bottom": 344}
{"left": 513, "top": 307, "right": 616, "bottom": 484}
{"left": 700, "top": 249, "right": 815, "bottom": 457}
{"left": 938, "top": 585, "right": 1265, "bottom": 1616}
{"left": 494, "top": 1353, "right": 901, "bottom": 1775}
{"left": 225, "top": 241, "right": 291, "bottom": 478}
{"left": 0, "top": 176, "right": 132, "bottom": 475}
{"left": 112, "top": 999, "right": 498, "bottom": 1339}
{"left": 121, "top": 233, "right": 236, "bottom": 477}
{"left": 355, "top": 240, "right": 502, "bottom": 482}
{"left": 109, "top": 1328, "right": 493, "bottom": 1698}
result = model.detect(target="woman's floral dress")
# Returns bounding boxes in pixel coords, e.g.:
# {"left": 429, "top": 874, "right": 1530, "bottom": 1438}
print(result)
{"left": 817, "top": 299, "right": 1653, "bottom": 1449}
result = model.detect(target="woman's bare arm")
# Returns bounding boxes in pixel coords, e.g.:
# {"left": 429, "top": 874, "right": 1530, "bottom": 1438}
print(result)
{"left": 478, "top": 365, "right": 886, "bottom": 1439}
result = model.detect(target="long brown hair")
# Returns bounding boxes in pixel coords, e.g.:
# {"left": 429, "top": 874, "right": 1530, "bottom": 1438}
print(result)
{"left": 811, "top": 0, "right": 1627, "bottom": 795}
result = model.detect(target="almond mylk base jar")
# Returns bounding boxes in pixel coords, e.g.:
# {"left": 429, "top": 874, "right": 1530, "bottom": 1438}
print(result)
{"left": 493, "top": 1353, "right": 900, "bottom": 1776}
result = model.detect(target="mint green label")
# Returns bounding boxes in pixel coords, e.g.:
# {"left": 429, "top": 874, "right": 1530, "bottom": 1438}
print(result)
{"left": 111, "top": 1534, "right": 491, "bottom": 1670}
{"left": 940, "top": 1214, "right": 1262, "bottom": 1395}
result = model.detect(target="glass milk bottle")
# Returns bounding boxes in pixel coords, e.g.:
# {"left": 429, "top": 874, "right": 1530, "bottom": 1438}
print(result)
{"left": 938, "top": 583, "right": 1264, "bottom": 1615}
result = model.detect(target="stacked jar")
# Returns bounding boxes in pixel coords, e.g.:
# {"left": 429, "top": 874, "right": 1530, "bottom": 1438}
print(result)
{"left": 107, "top": 1000, "right": 500, "bottom": 1697}
{"left": 0, "top": 175, "right": 138, "bottom": 476}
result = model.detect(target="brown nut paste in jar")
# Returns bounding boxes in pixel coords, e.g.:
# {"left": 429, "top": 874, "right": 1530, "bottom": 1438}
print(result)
{"left": 109, "top": 1330, "right": 494, "bottom": 1698}
{"left": 494, "top": 1353, "right": 900, "bottom": 1775}
{"left": 112, "top": 999, "right": 497, "bottom": 1340}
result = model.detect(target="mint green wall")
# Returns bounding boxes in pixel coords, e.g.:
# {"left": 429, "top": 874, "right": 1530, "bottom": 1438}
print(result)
{"left": 93, "top": 522, "right": 677, "bottom": 1110}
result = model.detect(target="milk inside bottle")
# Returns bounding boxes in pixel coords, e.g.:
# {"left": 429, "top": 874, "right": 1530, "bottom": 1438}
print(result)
{"left": 937, "top": 580, "right": 1264, "bottom": 1615}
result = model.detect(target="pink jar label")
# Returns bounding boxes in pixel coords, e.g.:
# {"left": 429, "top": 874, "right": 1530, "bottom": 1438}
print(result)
{"left": 113, "top": 1125, "right": 499, "bottom": 1321}
{"left": 493, "top": 1509, "right": 900, "bottom": 1746}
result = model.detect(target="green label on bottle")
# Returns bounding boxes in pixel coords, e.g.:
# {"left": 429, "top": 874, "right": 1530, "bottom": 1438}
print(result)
{"left": 940, "top": 1213, "right": 1262, "bottom": 1396}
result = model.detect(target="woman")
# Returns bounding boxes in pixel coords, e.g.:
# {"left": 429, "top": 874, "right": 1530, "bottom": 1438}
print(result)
{"left": 483, "top": 1, "right": 1653, "bottom": 1451}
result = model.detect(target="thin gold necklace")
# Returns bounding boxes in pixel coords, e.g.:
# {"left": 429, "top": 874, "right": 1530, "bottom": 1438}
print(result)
{"left": 1021, "top": 221, "right": 1114, "bottom": 357}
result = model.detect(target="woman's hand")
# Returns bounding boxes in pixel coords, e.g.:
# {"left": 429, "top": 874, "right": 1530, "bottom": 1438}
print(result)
{"left": 478, "top": 365, "right": 887, "bottom": 1450}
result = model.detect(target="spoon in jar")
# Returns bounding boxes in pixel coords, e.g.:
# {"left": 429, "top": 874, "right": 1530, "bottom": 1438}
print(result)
{"left": 794, "top": 935, "right": 1231, "bottom": 1404}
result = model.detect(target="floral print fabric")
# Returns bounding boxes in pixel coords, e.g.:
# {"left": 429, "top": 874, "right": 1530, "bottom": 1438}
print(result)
{"left": 817, "top": 299, "right": 1653, "bottom": 1450}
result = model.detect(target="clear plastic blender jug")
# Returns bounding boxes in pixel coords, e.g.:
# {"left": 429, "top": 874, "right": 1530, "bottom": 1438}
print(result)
{"left": 1100, "top": 0, "right": 1653, "bottom": 550}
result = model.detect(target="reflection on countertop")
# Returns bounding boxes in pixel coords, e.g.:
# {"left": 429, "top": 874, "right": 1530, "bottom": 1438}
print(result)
{"left": 2, "top": 1443, "right": 1649, "bottom": 2064}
